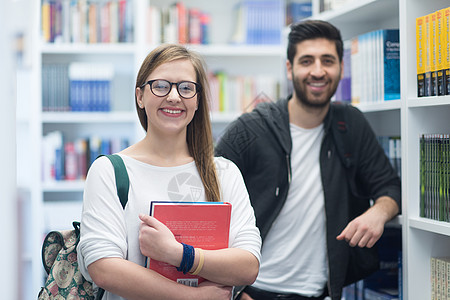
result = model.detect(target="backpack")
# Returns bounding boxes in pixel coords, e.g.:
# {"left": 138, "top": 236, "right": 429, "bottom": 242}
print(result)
{"left": 38, "top": 154, "right": 129, "bottom": 300}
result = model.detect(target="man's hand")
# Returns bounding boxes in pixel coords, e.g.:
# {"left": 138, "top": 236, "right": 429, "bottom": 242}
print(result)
{"left": 336, "top": 196, "right": 399, "bottom": 248}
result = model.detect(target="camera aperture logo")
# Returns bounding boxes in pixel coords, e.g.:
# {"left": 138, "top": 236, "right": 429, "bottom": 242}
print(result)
{"left": 167, "top": 172, "right": 203, "bottom": 201}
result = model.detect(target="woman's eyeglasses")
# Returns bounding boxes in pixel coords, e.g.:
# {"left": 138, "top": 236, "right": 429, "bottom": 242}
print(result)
{"left": 140, "top": 79, "right": 201, "bottom": 99}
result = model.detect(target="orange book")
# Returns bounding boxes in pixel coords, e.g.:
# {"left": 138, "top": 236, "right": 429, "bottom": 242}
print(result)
{"left": 147, "top": 201, "right": 231, "bottom": 286}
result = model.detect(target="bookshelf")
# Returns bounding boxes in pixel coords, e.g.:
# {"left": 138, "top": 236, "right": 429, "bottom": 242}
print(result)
{"left": 20, "top": 0, "right": 287, "bottom": 298}
{"left": 314, "top": 0, "right": 450, "bottom": 299}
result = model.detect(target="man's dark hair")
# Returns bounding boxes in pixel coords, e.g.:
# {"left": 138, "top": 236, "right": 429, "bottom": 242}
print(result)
{"left": 287, "top": 20, "right": 343, "bottom": 64}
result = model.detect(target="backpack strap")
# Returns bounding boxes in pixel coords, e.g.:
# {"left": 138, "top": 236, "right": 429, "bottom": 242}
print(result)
{"left": 99, "top": 154, "right": 129, "bottom": 209}
{"left": 331, "top": 103, "right": 354, "bottom": 169}
{"left": 95, "top": 154, "right": 129, "bottom": 300}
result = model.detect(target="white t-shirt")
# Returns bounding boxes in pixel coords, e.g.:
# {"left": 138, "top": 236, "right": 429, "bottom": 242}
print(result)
{"left": 77, "top": 155, "right": 261, "bottom": 300}
{"left": 253, "top": 123, "right": 327, "bottom": 296}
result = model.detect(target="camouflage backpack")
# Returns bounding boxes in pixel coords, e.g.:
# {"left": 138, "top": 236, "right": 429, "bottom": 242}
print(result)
{"left": 38, "top": 154, "right": 129, "bottom": 299}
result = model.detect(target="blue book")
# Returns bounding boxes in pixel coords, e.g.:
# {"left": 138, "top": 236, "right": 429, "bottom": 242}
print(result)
{"left": 382, "top": 29, "right": 400, "bottom": 100}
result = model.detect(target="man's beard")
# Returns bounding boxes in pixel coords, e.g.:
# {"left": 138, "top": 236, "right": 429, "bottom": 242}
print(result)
{"left": 292, "top": 73, "right": 340, "bottom": 108}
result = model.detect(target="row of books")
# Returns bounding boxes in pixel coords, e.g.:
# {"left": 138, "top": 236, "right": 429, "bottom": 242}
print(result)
{"left": 146, "top": 3, "right": 210, "bottom": 45}
{"left": 231, "top": 0, "right": 285, "bottom": 45}
{"left": 420, "top": 134, "right": 450, "bottom": 222}
{"left": 431, "top": 256, "right": 450, "bottom": 300}
{"left": 343, "top": 228, "right": 402, "bottom": 300}
{"left": 208, "top": 72, "right": 280, "bottom": 114}
{"left": 285, "top": 0, "right": 312, "bottom": 25}
{"left": 377, "top": 136, "right": 402, "bottom": 179}
{"left": 416, "top": 7, "right": 450, "bottom": 97}
{"left": 41, "top": 0, "right": 133, "bottom": 44}
{"left": 42, "top": 63, "right": 114, "bottom": 112}
{"left": 42, "top": 131, "right": 129, "bottom": 182}
{"left": 350, "top": 29, "right": 400, "bottom": 105}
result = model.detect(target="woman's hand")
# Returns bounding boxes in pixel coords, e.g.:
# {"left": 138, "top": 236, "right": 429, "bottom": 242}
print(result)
{"left": 139, "top": 214, "right": 183, "bottom": 267}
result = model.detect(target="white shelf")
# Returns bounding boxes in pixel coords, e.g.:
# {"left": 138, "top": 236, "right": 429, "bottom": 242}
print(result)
{"left": 42, "top": 111, "right": 136, "bottom": 123}
{"left": 409, "top": 217, "right": 450, "bottom": 237}
{"left": 42, "top": 180, "right": 85, "bottom": 192}
{"left": 40, "top": 42, "right": 136, "bottom": 55}
{"left": 354, "top": 100, "right": 401, "bottom": 113}
{"left": 186, "top": 44, "right": 285, "bottom": 56}
{"left": 407, "top": 96, "right": 450, "bottom": 108}
{"left": 312, "top": 0, "right": 399, "bottom": 40}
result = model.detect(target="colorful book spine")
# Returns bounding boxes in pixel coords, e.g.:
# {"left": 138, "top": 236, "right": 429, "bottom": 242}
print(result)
{"left": 41, "top": 0, "right": 133, "bottom": 44}
{"left": 431, "top": 12, "right": 438, "bottom": 96}
{"left": 425, "top": 13, "right": 432, "bottom": 97}
{"left": 417, "top": 15, "right": 426, "bottom": 97}
{"left": 431, "top": 257, "right": 450, "bottom": 300}
{"left": 437, "top": 10, "right": 445, "bottom": 95}
{"left": 382, "top": 29, "right": 400, "bottom": 100}
{"left": 416, "top": 7, "right": 450, "bottom": 97}
{"left": 42, "top": 132, "right": 129, "bottom": 182}
{"left": 444, "top": 8, "right": 450, "bottom": 95}
{"left": 420, "top": 134, "right": 450, "bottom": 222}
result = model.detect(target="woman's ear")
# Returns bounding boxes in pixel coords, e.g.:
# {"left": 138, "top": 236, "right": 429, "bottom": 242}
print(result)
{"left": 136, "top": 87, "right": 144, "bottom": 108}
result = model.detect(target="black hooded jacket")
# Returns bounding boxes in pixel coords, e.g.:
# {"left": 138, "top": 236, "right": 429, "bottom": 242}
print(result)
{"left": 215, "top": 98, "right": 401, "bottom": 299}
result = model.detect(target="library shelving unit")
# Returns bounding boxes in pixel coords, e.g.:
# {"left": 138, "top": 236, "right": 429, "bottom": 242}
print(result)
{"left": 20, "top": 0, "right": 287, "bottom": 298}
{"left": 313, "top": 0, "right": 450, "bottom": 299}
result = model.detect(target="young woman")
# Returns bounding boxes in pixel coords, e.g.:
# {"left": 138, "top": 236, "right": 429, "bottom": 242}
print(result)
{"left": 77, "top": 44, "right": 261, "bottom": 300}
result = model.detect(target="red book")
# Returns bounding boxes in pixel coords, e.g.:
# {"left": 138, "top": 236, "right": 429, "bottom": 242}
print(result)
{"left": 147, "top": 201, "right": 231, "bottom": 286}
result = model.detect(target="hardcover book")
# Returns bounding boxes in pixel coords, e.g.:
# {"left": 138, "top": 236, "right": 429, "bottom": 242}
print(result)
{"left": 147, "top": 201, "right": 232, "bottom": 287}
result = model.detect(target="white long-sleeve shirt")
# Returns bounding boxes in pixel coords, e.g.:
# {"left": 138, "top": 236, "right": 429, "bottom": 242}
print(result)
{"left": 77, "top": 154, "right": 261, "bottom": 300}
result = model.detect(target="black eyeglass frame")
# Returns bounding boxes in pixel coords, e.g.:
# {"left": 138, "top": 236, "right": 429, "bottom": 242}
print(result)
{"left": 139, "top": 79, "right": 202, "bottom": 99}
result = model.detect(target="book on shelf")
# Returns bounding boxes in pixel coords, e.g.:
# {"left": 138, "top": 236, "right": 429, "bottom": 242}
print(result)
{"left": 333, "top": 40, "right": 351, "bottom": 103}
{"left": 146, "top": 201, "right": 231, "bottom": 287}
{"left": 68, "top": 62, "right": 114, "bottom": 112}
{"left": 417, "top": 7, "right": 450, "bottom": 97}
{"left": 231, "top": 0, "right": 285, "bottom": 45}
{"left": 349, "top": 29, "right": 400, "bottom": 105}
{"left": 146, "top": 3, "right": 209, "bottom": 45}
{"left": 431, "top": 257, "right": 450, "bottom": 300}
{"left": 377, "top": 136, "right": 401, "bottom": 179}
{"left": 420, "top": 134, "right": 450, "bottom": 222}
{"left": 444, "top": 7, "right": 450, "bottom": 96}
{"left": 416, "top": 15, "right": 426, "bottom": 97}
{"left": 41, "top": 0, "right": 133, "bottom": 44}
{"left": 286, "top": 0, "right": 312, "bottom": 25}
{"left": 42, "top": 131, "right": 129, "bottom": 182}
{"left": 431, "top": 12, "right": 438, "bottom": 97}
{"left": 208, "top": 71, "right": 280, "bottom": 114}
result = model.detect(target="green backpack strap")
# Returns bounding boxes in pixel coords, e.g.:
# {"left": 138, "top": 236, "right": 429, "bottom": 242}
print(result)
{"left": 95, "top": 154, "right": 129, "bottom": 300}
{"left": 98, "top": 154, "right": 129, "bottom": 209}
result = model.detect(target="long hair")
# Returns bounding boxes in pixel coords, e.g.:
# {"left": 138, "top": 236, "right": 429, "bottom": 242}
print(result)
{"left": 135, "top": 44, "right": 221, "bottom": 202}
{"left": 287, "top": 20, "right": 343, "bottom": 64}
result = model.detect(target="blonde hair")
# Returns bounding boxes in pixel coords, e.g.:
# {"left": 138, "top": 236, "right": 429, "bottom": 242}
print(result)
{"left": 135, "top": 44, "right": 221, "bottom": 202}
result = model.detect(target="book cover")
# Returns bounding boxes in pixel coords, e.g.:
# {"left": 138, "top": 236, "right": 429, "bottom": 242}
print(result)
{"left": 444, "top": 8, "right": 450, "bottom": 95}
{"left": 430, "top": 12, "right": 438, "bottom": 96}
{"left": 147, "top": 201, "right": 232, "bottom": 286}
{"left": 416, "top": 16, "right": 426, "bottom": 97}
{"left": 436, "top": 10, "right": 445, "bottom": 96}
{"left": 424, "top": 13, "right": 432, "bottom": 97}
{"left": 382, "top": 29, "right": 400, "bottom": 100}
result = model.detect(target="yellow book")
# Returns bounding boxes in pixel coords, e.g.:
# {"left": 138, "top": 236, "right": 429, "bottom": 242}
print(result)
{"left": 431, "top": 11, "right": 438, "bottom": 96}
{"left": 436, "top": 9, "right": 445, "bottom": 95}
{"left": 41, "top": 0, "right": 51, "bottom": 43}
{"left": 425, "top": 13, "right": 432, "bottom": 96}
{"left": 416, "top": 15, "right": 426, "bottom": 97}
{"left": 443, "top": 7, "right": 450, "bottom": 95}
